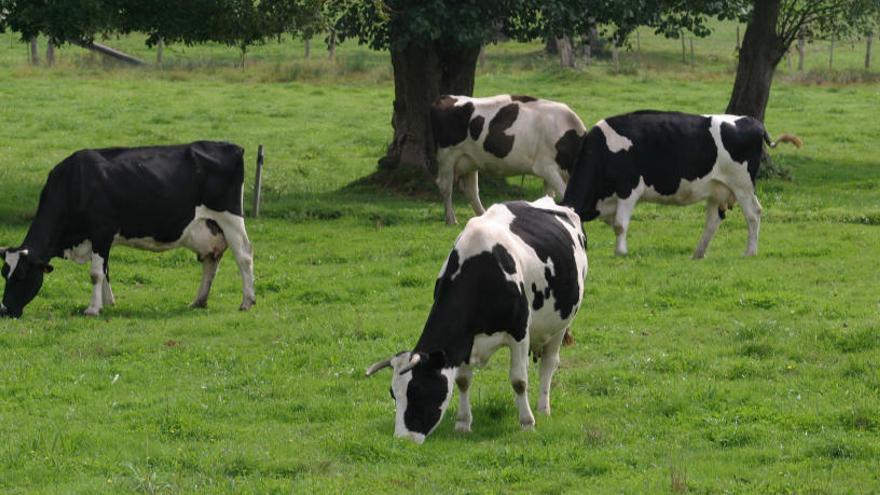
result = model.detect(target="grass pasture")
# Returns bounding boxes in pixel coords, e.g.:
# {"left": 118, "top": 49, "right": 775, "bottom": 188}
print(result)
{"left": 1, "top": 25, "right": 880, "bottom": 494}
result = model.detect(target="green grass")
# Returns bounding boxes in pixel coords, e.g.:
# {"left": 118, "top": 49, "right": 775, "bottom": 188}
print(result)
{"left": 2, "top": 24, "right": 880, "bottom": 494}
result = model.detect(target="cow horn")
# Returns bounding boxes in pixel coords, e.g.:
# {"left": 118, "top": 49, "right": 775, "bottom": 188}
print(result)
{"left": 365, "top": 356, "right": 394, "bottom": 376}
{"left": 398, "top": 353, "right": 422, "bottom": 374}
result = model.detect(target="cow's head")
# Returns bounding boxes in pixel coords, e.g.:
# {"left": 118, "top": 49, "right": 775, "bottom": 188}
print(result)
{"left": 366, "top": 351, "right": 455, "bottom": 444}
{"left": 1, "top": 248, "right": 53, "bottom": 318}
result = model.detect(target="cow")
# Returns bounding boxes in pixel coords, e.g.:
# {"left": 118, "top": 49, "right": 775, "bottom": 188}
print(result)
{"left": 365, "top": 197, "right": 588, "bottom": 443}
{"left": 431, "top": 94, "right": 587, "bottom": 225}
{"left": 0, "top": 141, "right": 255, "bottom": 318}
{"left": 560, "top": 110, "right": 802, "bottom": 258}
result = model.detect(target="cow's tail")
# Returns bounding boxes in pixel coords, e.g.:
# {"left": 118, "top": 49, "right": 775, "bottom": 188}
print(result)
{"left": 763, "top": 131, "right": 803, "bottom": 149}
{"left": 563, "top": 328, "right": 575, "bottom": 346}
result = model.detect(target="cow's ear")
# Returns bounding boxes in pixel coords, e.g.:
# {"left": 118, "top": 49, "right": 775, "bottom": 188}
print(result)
{"left": 0, "top": 247, "right": 6, "bottom": 257}
{"left": 427, "top": 350, "right": 447, "bottom": 370}
{"left": 42, "top": 264, "right": 54, "bottom": 274}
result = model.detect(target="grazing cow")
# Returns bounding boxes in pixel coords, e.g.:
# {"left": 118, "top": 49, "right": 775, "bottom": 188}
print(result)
{"left": 431, "top": 94, "right": 587, "bottom": 225}
{"left": 366, "top": 197, "right": 588, "bottom": 443}
{"left": 561, "top": 110, "right": 801, "bottom": 258}
{"left": 0, "top": 141, "right": 255, "bottom": 318}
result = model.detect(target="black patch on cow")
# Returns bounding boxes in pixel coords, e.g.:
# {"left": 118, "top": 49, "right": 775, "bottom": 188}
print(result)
{"left": 493, "top": 244, "right": 516, "bottom": 275}
{"left": 554, "top": 129, "right": 582, "bottom": 173}
{"left": 431, "top": 96, "right": 475, "bottom": 149}
{"left": 511, "top": 95, "right": 537, "bottom": 103}
{"left": 512, "top": 380, "right": 526, "bottom": 394}
{"left": 1, "top": 141, "right": 246, "bottom": 317}
{"left": 505, "top": 201, "right": 582, "bottom": 320}
{"left": 718, "top": 208, "right": 726, "bottom": 220}
{"left": 531, "top": 283, "right": 544, "bottom": 310}
{"left": 720, "top": 116, "right": 765, "bottom": 184}
{"left": 404, "top": 366, "right": 449, "bottom": 435}
{"left": 205, "top": 219, "right": 223, "bottom": 236}
{"left": 416, "top": 247, "right": 530, "bottom": 368}
{"left": 468, "top": 116, "right": 485, "bottom": 141}
{"left": 483, "top": 104, "right": 519, "bottom": 158}
{"left": 563, "top": 111, "right": 721, "bottom": 220}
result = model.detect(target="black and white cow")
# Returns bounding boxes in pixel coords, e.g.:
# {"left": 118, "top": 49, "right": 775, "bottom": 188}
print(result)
{"left": 366, "top": 197, "right": 588, "bottom": 443}
{"left": 0, "top": 141, "right": 255, "bottom": 318}
{"left": 561, "top": 110, "right": 801, "bottom": 258}
{"left": 431, "top": 95, "right": 587, "bottom": 225}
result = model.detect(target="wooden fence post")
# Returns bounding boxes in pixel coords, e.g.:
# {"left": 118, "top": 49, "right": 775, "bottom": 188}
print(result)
{"left": 252, "top": 145, "right": 265, "bottom": 218}
{"left": 328, "top": 30, "right": 337, "bottom": 62}
{"left": 304, "top": 38, "right": 311, "bottom": 59}
{"left": 680, "top": 35, "right": 686, "bottom": 64}
{"left": 866, "top": 32, "right": 873, "bottom": 70}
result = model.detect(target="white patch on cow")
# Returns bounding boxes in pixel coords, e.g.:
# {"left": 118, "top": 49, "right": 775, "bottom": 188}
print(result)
{"left": 4, "top": 250, "right": 23, "bottom": 278}
{"left": 596, "top": 119, "right": 633, "bottom": 153}
{"left": 84, "top": 252, "right": 105, "bottom": 316}
{"left": 64, "top": 240, "right": 93, "bottom": 264}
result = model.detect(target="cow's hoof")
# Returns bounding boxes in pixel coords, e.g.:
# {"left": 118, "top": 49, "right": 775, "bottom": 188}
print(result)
{"left": 520, "top": 421, "right": 536, "bottom": 432}
{"left": 537, "top": 406, "right": 551, "bottom": 416}
{"left": 239, "top": 298, "right": 256, "bottom": 311}
{"left": 83, "top": 307, "right": 101, "bottom": 316}
{"left": 454, "top": 421, "right": 472, "bottom": 433}
{"left": 190, "top": 299, "right": 208, "bottom": 309}
{"left": 743, "top": 250, "right": 757, "bottom": 257}
{"left": 692, "top": 252, "right": 705, "bottom": 260}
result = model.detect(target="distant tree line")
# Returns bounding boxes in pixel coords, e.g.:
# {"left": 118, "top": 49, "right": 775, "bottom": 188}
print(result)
{"left": 1, "top": 0, "right": 878, "bottom": 185}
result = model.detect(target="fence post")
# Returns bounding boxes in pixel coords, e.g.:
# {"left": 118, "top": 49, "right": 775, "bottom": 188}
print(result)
{"left": 253, "top": 145, "right": 264, "bottom": 218}
{"left": 866, "top": 32, "right": 873, "bottom": 70}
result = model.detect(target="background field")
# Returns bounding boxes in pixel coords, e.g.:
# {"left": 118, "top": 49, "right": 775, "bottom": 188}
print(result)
{"left": 1, "top": 23, "right": 879, "bottom": 494}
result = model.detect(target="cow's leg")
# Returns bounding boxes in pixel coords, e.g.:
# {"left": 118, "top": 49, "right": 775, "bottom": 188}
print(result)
{"left": 436, "top": 159, "right": 457, "bottom": 225}
{"left": 613, "top": 196, "right": 638, "bottom": 256}
{"left": 537, "top": 329, "right": 566, "bottom": 415}
{"left": 509, "top": 340, "right": 535, "bottom": 430}
{"left": 85, "top": 252, "right": 108, "bottom": 316}
{"left": 101, "top": 263, "right": 115, "bottom": 307}
{"left": 191, "top": 252, "right": 222, "bottom": 309}
{"left": 736, "top": 191, "right": 762, "bottom": 256}
{"left": 211, "top": 213, "right": 255, "bottom": 310}
{"left": 539, "top": 168, "right": 568, "bottom": 199}
{"left": 454, "top": 365, "right": 474, "bottom": 433}
{"left": 458, "top": 172, "right": 485, "bottom": 216}
{"left": 693, "top": 201, "right": 723, "bottom": 259}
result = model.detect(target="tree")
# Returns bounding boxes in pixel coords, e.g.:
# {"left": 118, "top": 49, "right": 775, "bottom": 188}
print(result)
{"left": 333, "top": 0, "right": 730, "bottom": 187}
{"left": 727, "top": 0, "right": 880, "bottom": 121}
{"left": 2, "top": 0, "right": 323, "bottom": 61}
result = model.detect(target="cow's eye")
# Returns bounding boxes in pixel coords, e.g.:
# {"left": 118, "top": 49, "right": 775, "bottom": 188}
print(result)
{"left": 389, "top": 387, "right": 395, "bottom": 400}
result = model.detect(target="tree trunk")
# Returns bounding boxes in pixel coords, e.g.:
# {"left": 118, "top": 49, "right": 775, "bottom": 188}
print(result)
{"left": 796, "top": 29, "right": 805, "bottom": 71}
{"left": 46, "top": 41, "right": 55, "bottom": 67}
{"left": 867, "top": 32, "right": 873, "bottom": 70}
{"left": 726, "top": 0, "right": 787, "bottom": 121}
{"left": 689, "top": 37, "right": 695, "bottom": 69}
{"left": 29, "top": 37, "right": 39, "bottom": 65}
{"left": 478, "top": 45, "right": 486, "bottom": 67}
{"left": 681, "top": 35, "right": 686, "bottom": 64}
{"left": 379, "top": 42, "right": 480, "bottom": 183}
{"left": 736, "top": 25, "right": 741, "bottom": 51}
{"left": 545, "top": 37, "right": 558, "bottom": 55}
{"left": 556, "top": 36, "right": 575, "bottom": 68}
{"left": 328, "top": 31, "right": 337, "bottom": 62}
{"left": 829, "top": 36, "right": 834, "bottom": 71}
{"left": 304, "top": 38, "right": 311, "bottom": 59}
{"left": 612, "top": 45, "right": 620, "bottom": 73}
{"left": 156, "top": 37, "right": 164, "bottom": 65}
